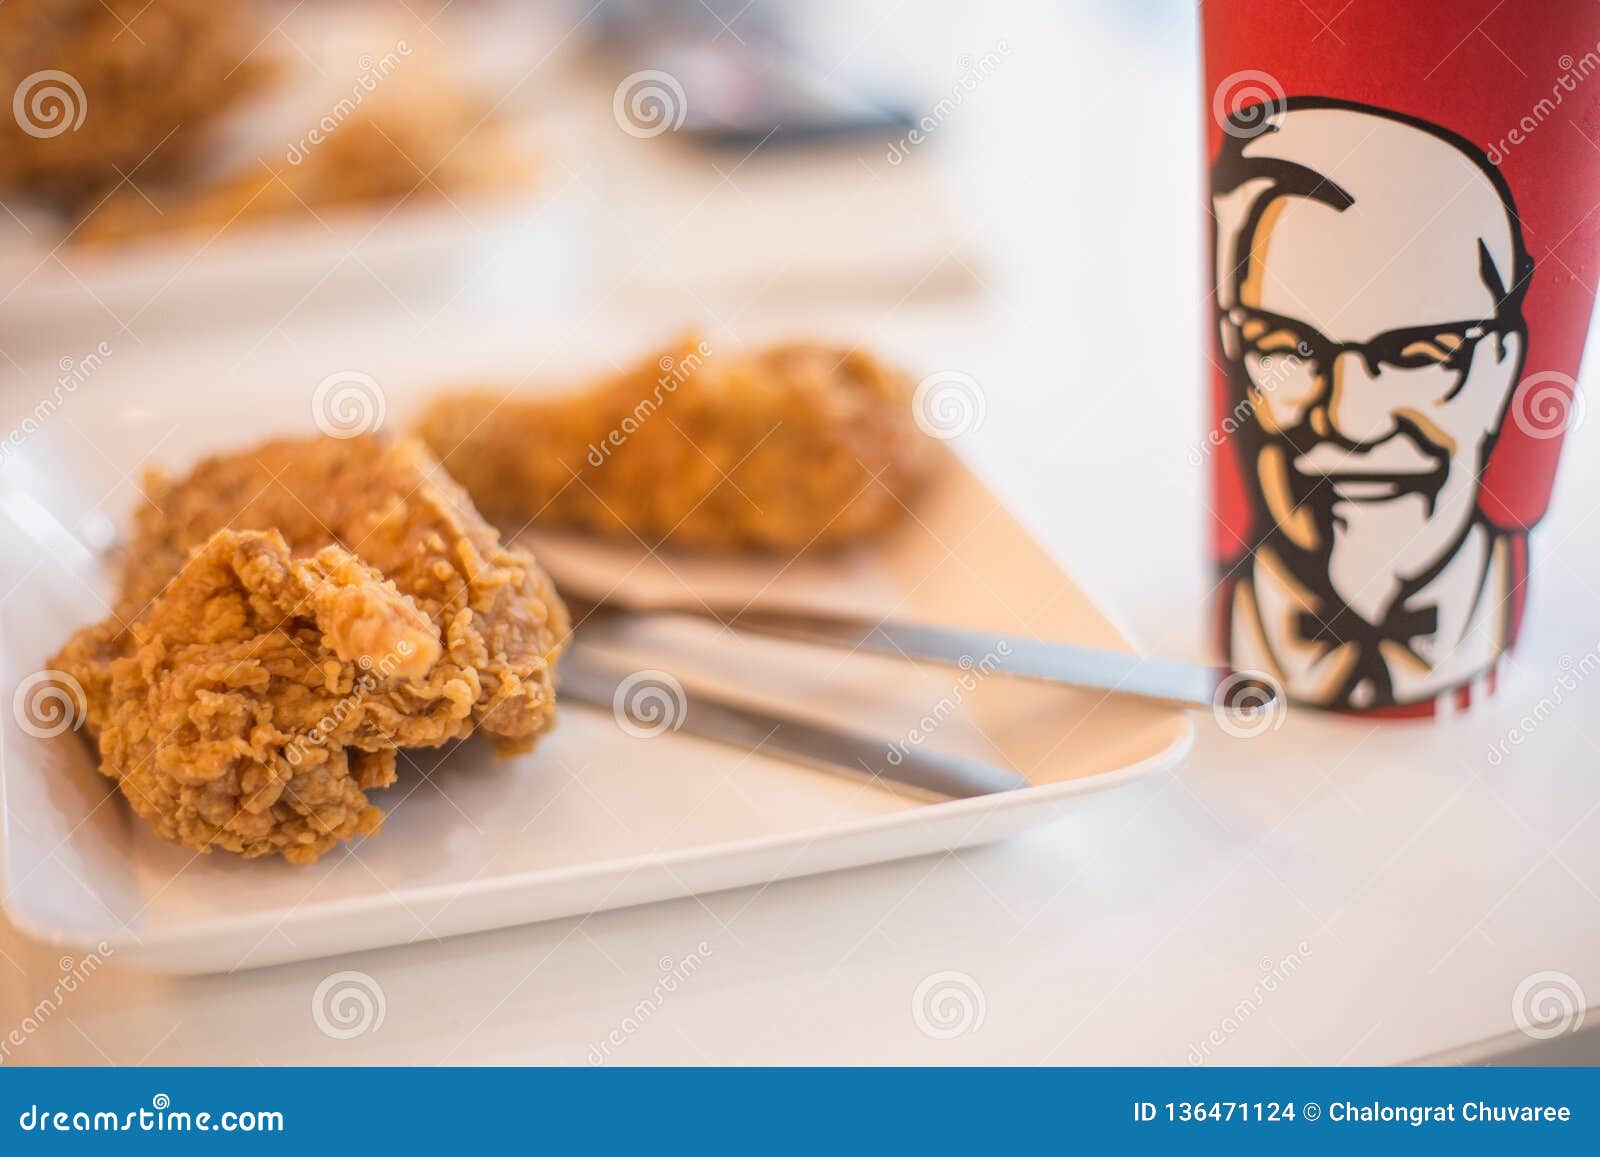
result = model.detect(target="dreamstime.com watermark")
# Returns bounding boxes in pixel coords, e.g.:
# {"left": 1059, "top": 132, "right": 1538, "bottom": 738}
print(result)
{"left": 1186, "top": 940, "right": 1312, "bottom": 1065}
{"left": 587, "top": 339, "right": 712, "bottom": 466}
{"left": 1189, "top": 335, "right": 1314, "bottom": 467}
{"left": 1211, "top": 670, "right": 1287, "bottom": 740}
{"left": 1486, "top": 47, "right": 1600, "bottom": 164}
{"left": 1212, "top": 70, "right": 1286, "bottom": 139}
{"left": 611, "top": 669, "right": 688, "bottom": 739}
{"left": 285, "top": 642, "right": 420, "bottom": 766}
{"left": 0, "top": 342, "right": 113, "bottom": 466}
{"left": 1511, "top": 970, "right": 1586, "bottom": 1041}
{"left": 913, "top": 370, "right": 986, "bottom": 440}
{"left": 17, "top": 1095, "right": 283, "bottom": 1134}
{"left": 286, "top": 41, "right": 412, "bottom": 165}
{"left": 1508, "top": 370, "right": 1585, "bottom": 441}
{"left": 311, "top": 970, "right": 386, "bottom": 1040}
{"left": 12, "top": 69, "right": 86, "bottom": 139}
{"left": 587, "top": 942, "right": 713, "bottom": 1064}
{"left": 312, "top": 369, "right": 386, "bottom": 438}
{"left": 887, "top": 643, "right": 1011, "bottom": 766}
{"left": 613, "top": 69, "right": 687, "bottom": 139}
{"left": 1486, "top": 645, "right": 1600, "bottom": 766}
{"left": 912, "top": 970, "right": 986, "bottom": 1040}
{"left": 12, "top": 669, "right": 88, "bottom": 739}
{"left": 0, "top": 944, "right": 114, "bottom": 1065}
{"left": 885, "top": 42, "right": 1011, "bottom": 164}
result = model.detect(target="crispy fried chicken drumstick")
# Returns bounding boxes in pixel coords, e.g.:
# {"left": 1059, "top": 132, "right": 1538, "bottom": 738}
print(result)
{"left": 50, "top": 435, "right": 568, "bottom": 862}
{"left": 83, "top": 531, "right": 451, "bottom": 862}
{"left": 116, "top": 435, "right": 567, "bottom": 751}
{"left": 415, "top": 337, "right": 938, "bottom": 552}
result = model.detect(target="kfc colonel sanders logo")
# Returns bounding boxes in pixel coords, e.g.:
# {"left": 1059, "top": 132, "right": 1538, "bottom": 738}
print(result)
{"left": 1213, "top": 98, "right": 1534, "bottom": 712}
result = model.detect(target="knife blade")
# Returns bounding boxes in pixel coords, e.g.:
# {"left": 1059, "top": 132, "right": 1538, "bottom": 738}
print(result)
{"left": 717, "top": 607, "right": 1225, "bottom": 709}
{"left": 559, "top": 646, "right": 1029, "bottom": 800}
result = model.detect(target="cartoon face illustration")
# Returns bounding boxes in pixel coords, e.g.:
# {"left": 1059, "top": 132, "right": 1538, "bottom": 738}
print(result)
{"left": 1212, "top": 99, "right": 1533, "bottom": 711}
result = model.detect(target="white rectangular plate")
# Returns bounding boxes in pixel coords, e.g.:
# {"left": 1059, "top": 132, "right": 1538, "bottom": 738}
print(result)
{"left": 0, "top": 376, "right": 1192, "bottom": 974}
{"left": 0, "top": 191, "right": 581, "bottom": 344}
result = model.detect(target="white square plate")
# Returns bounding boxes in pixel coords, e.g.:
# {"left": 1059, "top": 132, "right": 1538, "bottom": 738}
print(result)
{"left": 0, "top": 378, "right": 1192, "bottom": 974}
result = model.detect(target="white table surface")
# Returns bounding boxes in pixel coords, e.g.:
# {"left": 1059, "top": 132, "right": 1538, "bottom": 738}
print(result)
{"left": 2, "top": 0, "right": 1598, "bottom": 1066}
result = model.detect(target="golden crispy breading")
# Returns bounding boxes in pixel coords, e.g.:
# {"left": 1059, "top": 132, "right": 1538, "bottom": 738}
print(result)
{"left": 114, "top": 435, "right": 568, "bottom": 753}
{"left": 415, "top": 337, "right": 938, "bottom": 552}
{"left": 76, "top": 530, "right": 464, "bottom": 863}
{"left": 73, "top": 90, "right": 533, "bottom": 245}
{"left": 49, "top": 617, "right": 122, "bottom": 739}
{"left": 0, "top": 0, "right": 270, "bottom": 211}
{"left": 49, "top": 436, "right": 569, "bottom": 863}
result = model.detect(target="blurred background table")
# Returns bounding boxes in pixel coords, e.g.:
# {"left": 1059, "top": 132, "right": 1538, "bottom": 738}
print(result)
{"left": 1, "top": 0, "right": 1596, "bottom": 1064}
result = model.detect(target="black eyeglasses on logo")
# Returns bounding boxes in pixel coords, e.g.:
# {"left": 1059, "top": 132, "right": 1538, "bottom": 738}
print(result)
{"left": 1226, "top": 306, "right": 1506, "bottom": 376}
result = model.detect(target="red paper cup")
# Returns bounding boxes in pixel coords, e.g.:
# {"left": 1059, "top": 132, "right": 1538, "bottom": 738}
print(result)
{"left": 1201, "top": 1, "right": 1600, "bottom": 717}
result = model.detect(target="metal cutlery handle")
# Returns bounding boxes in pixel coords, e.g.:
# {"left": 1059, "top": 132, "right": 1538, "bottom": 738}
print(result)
{"left": 714, "top": 608, "right": 1228, "bottom": 709}
{"left": 570, "top": 594, "right": 1247, "bottom": 712}
{"left": 542, "top": 555, "right": 1269, "bottom": 713}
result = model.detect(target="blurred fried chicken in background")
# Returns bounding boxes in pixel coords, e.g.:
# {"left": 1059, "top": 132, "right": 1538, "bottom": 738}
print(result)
{"left": 73, "top": 62, "right": 533, "bottom": 245}
{"left": 0, "top": 0, "right": 534, "bottom": 243}
{"left": 416, "top": 337, "right": 939, "bottom": 552}
{"left": 0, "top": 0, "right": 271, "bottom": 212}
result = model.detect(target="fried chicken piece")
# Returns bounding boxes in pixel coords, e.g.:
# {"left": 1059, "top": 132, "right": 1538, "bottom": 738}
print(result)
{"left": 73, "top": 83, "right": 533, "bottom": 245}
{"left": 0, "top": 0, "right": 271, "bottom": 212}
{"left": 49, "top": 617, "right": 123, "bottom": 739}
{"left": 110, "top": 435, "right": 568, "bottom": 755}
{"left": 66, "top": 530, "right": 459, "bottom": 862}
{"left": 415, "top": 337, "right": 938, "bottom": 552}
{"left": 49, "top": 436, "right": 567, "bottom": 862}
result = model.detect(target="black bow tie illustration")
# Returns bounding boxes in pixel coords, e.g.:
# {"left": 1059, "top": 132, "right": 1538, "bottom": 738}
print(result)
{"left": 1296, "top": 601, "right": 1438, "bottom": 651}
